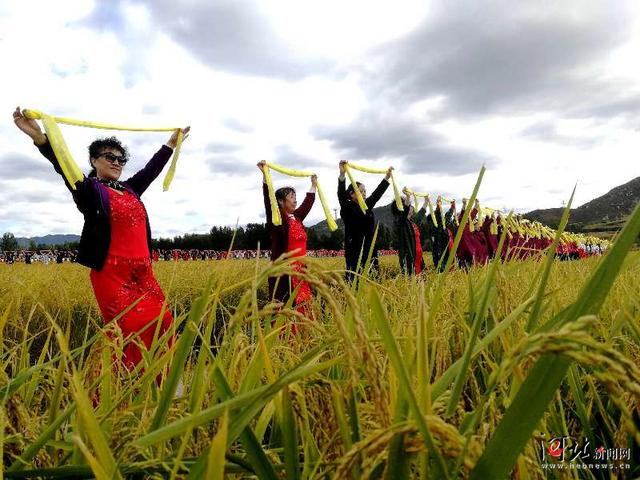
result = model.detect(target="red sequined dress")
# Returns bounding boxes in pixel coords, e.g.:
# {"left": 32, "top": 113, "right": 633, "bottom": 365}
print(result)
{"left": 89, "top": 188, "right": 173, "bottom": 369}
{"left": 286, "top": 214, "right": 313, "bottom": 315}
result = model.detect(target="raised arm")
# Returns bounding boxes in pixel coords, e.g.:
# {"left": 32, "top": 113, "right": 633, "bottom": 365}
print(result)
{"left": 294, "top": 174, "right": 316, "bottom": 221}
{"left": 262, "top": 182, "right": 273, "bottom": 226}
{"left": 126, "top": 126, "right": 189, "bottom": 196}
{"left": 365, "top": 166, "right": 393, "bottom": 209}
{"left": 258, "top": 161, "right": 273, "bottom": 226}
{"left": 337, "top": 161, "right": 349, "bottom": 209}
{"left": 400, "top": 188, "right": 412, "bottom": 221}
{"left": 37, "top": 138, "right": 88, "bottom": 193}
{"left": 13, "top": 107, "right": 89, "bottom": 203}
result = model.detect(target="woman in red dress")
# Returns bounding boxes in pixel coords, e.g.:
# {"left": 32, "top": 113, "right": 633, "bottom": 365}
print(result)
{"left": 89, "top": 184, "right": 172, "bottom": 369}
{"left": 457, "top": 198, "right": 478, "bottom": 269}
{"left": 13, "top": 107, "right": 189, "bottom": 370}
{"left": 471, "top": 200, "right": 489, "bottom": 265}
{"left": 481, "top": 213, "right": 498, "bottom": 260}
{"left": 257, "top": 160, "right": 316, "bottom": 320}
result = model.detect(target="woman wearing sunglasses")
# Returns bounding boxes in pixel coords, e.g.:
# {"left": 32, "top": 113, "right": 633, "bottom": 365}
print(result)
{"left": 13, "top": 106, "right": 190, "bottom": 371}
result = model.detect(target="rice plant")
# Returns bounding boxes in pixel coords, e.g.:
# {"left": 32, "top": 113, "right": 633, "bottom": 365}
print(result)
{"left": 1, "top": 208, "right": 639, "bottom": 478}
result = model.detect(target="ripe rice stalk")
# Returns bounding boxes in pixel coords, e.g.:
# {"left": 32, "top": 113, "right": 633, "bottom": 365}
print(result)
{"left": 445, "top": 212, "right": 510, "bottom": 418}
{"left": 471, "top": 201, "right": 640, "bottom": 479}
{"left": 148, "top": 274, "right": 217, "bottom": 434}
{"left": 211, "top": 366, "right": 278, "bottom": 480}
{"left": 280, "top": 385, "right": 301, "bottom": 480}
{"left": 135, "top": 345, "right": 338, "bottom": 448}
{"left": 369, "top": 287, "right": 450, "bottom": 480}
{"left": 2, "top": 198, "right": 639, "bottom": 478}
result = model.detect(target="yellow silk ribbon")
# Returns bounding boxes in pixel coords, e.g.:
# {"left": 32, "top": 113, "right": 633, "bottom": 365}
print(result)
{"left": 477, "top": 207, "right": 495, "bottom": 235}
{"left": 405, "top": 188, "right": 438, "bottom": 227}
{"left": 344, "top": 162, "right": 403, "bottom": 213}
{"left": 264, "top": 162, "right": 338, "bottom": 231}
{"left": 490, "top": 216, "right": 498, "bottom": 235}
{"left": 404, "top": 187, "right": 422, "bottom": 211}
{"left": 24, "top": 109, "right": 183, "bottom": 191}
{"left": 503, "top": 214, "right": 515, "bottom": 238}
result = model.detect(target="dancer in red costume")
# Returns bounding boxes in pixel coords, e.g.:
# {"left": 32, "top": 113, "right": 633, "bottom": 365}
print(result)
{"left": 481, "top": 213, "right": 498, "bottom": 259}
{"left": 471, "top": 200, "right": 489, "bottom": 265}
{"left": 257, "top": 160, "right": 316, "bottom": 323}
{"left": 457, "top": 198, "right": 477, "bottom": 269}
{"left": 13, "top": 107, "right": 189, "bottom": 371}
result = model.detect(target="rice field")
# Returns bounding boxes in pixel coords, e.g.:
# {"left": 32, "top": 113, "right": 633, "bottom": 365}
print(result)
{"left": 1, "top": 208, "right": 640, "bottom": 479}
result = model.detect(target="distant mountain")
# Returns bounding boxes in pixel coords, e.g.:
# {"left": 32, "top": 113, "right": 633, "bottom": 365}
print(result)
{"left": 524, "top": 176, "right": 640, "bottom": 237}
{"left": 16, "top": 234, "right": 80, "bottom": 248}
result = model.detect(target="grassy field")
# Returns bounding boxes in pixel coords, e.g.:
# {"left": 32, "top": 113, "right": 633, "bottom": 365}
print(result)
{"left": 1, "top": 240, "right": 640, "bottom": 478}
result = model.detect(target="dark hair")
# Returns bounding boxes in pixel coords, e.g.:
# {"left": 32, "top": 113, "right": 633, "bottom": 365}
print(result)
{"left": 391, "top": 199, "right": 413, "bottom": 216}
{"left": 346, "top": 181, "right": 364, "bottom": 195}
{"left": 275, "top": 187, "right": 296, "bottom": 204}
{"left": 87, "top": 136, "right": 129, "bottom": 177}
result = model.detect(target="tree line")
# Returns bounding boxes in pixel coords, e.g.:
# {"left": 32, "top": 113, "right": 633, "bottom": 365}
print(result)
{"left": 2, "top": 223, "right": 399, "bottom": 252}
{"left": 154, "top": 223, "right": 396, "bottom": 251}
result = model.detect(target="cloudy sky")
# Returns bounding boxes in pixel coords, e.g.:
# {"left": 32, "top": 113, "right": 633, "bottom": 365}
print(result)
{"left": 1, "top": 0, "right": 640, "bottom": 238}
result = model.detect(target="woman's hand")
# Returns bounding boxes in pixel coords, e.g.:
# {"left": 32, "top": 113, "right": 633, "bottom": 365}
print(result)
{"left": 310, "top": 174, "right": 318, "bottom": 190}
{"left": 13, "top": 107, "right": 46, "bottom": 145}
{"left": 339, "top": 160, "right": 347, "bottom": 175}
{"left": 257, "top": 160, "right": 267, "bottom": 172}
{"left": 401, "top": 188, "right": 412, "bottom": 205}
{"left": 167, "top": 126, "right": 190, "bottom": 149}
{"left": 385, "top": 166, "right": 394, "bottom": 180}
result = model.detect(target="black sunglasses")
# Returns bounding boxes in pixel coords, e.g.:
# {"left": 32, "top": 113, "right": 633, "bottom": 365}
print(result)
{"left": 99, "top": 152, "right": 127, "bottom": 166}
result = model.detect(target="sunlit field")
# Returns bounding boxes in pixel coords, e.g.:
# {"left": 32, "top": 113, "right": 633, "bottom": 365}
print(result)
{"left": 1, "top": 242, "right": 639, "bottom": 478}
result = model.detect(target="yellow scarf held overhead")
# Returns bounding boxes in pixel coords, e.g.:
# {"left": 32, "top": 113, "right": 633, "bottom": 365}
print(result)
{"left": 405, "top": 188, "right": 438, "bottom": 227}
{"left": 479, "top": 207, "right": 500, "bottom": 236}
{"left": 24, "top": 109, "right": 184, "bottom": 191}
{"left": 264, "top": 162, "right": 338, "bottom": 232}
{"left": 490, "top": 214, "right": 499, "bottom": 235}
{"left": 344, "top": 162, "right": 403, "bottom": 213}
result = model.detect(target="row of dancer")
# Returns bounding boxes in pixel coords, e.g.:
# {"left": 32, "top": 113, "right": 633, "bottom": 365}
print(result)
{"left": 257, "top": 159, "right": 395, "bottom": 315}
{"left": 394, "top": 195, "right": 609, "bottom": 274}
{"left": 14, "top": 106, "right": 391, "bottom": 364}
{"left": 13, "top": 106, "right": 608, "bottom": 365}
